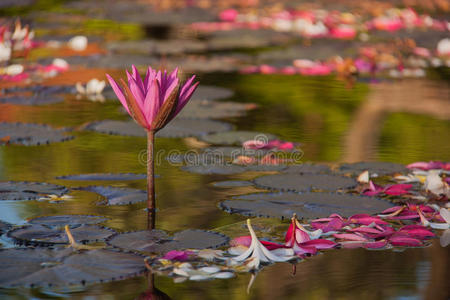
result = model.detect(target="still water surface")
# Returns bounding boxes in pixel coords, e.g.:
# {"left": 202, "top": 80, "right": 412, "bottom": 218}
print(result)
{"left": 0, "top": 74, "right": 449, "bottom": 299}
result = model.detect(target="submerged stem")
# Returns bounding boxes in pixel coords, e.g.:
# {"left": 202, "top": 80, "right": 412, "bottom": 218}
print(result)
{"left": 147, "top": 130, "right": 155, "bottom": 230}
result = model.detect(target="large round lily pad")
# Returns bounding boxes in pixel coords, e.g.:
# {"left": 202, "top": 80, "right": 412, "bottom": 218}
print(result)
{"left": 86, "top": 118, "right": 232, "bottom": 138}
{"left": 338, "top": 162, "right": 408, "bottom": 176}
{"left": 202, "top": 147, "right": 270, "bottom": 158}
{"left": 107, "top": 229, "right": 229, "bottom": 254}
{"left": 0, "top": 248, "right": 145, "bottom": 288}
{"left": 0, "top": 181, "right": 68, "bottom": 201}
{"left": 0, "top": 95, "right": 64, "bottom": 105}
{"left": 56, "top": 173, "right": 146, "bottom": 181}
{"left": 78, "top": 186, "right": 146, "bottom": 206}
{"left": 282, "top": 163, "right": 331, "bottom": 174}
{"left": 254, "top": 174, "right": 357, "bottom": 192}
{"left": 178, "top": 99, "right": 251, "bottom": 119}
{"left": 0, "top": 123, "right": 73, "bottom": 146}
{"left": 200, "top": 131, "right": 277, "bottom": 146}
{"left": 9, "top": 224, "right": 115, "bottom": 245}
{"left": 29, "top": 215, "right": 107, "bottom": 227}
{"left": 220, "top": 192, "right": 394, "bottom": 219}
{"left": 181, "top": 164, "right": 247, "bottom": 175}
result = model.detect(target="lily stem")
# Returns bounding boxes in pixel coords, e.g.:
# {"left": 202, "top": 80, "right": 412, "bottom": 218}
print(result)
{"left": 147, "top": 130, "right": 155, "bottom": 230}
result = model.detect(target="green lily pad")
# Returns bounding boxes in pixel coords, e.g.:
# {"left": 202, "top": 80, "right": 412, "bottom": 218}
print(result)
{"left": 254, "top": 174, "right": 357, "bottom": 192}
{"left": 282, "top": 163, "right": 331, "bottom": 174}
{"left": 220, "top": 192, "right": 394, "bottom": 219}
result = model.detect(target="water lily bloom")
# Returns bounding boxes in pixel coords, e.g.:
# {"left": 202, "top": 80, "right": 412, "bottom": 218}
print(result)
{"left": 231, "top": 219, "right": 294, "bottom": 269}
{"left": 76, "top": 78, "right": 106, "bottom": 102}
{"left": 437, "top": 38, "right": 450, "bottom": 56}
{"left": 107, "top": 65, "right": 198, "bottom": 228}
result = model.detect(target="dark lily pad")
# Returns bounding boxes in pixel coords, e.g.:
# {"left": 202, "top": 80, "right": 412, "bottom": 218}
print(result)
{"left": 9, "top": 224, "right": 115, "bottom": 245}
{"left": 77, "top": 186, "right": 146, "bottom": 206}
{"left": 0, "top": 248, "right": 145, "bottom": 288}
{"left": 220, "top": 192, "right": 394, "bottom": 219}
{"left": 0, "top": 220, "right": 11, "bottom": 235}
{"left": 254, "top": 174, "right": 357, "bottom": 192}
{"left": 107, "top": 39, "right": 206, "bottom": 56}
{"left": 107, "top": 229, "right": 229, "bottom": 254}
{"left": 0, "top": 123, "right": 73, "bottom": 146}
{"left": 0, "top": 181, "right": 68, "bottom": 201}
{"left": 202, "top": 147, "right": 270, "bottom": 158}
{"left": 213, "top": 180, "right": 254, "bottom": 188}
{"left": 200, "top": 131, "right": 277, "bottom": 146}
{"left": 178, "top": 99, "right": 251, "bottom": 119}
{"left": 191, "top": 85, "right": 234, "bottom": 101}
{"left": 282, "top": 163, "right": 331, "bottom": 174}
{"left": 56, "top": 173, "right": 146, "bottom": 181}
{"left": 29, "top": 215, "right": 107, "bottom": 227}
{"left": 181, "top": 164, "right": 247, "bottom": 175}
{"left": 337, "top": 162, "right": 408, "bottom": 176}
{"left": 86, "top": 118, "right": 232, "bottom": 138}
{"left": 0, "top": 95, "right": 65, "bottom": 106}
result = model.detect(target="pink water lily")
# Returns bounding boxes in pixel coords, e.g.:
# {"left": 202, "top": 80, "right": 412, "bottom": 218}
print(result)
{"left": 162, "top": 250, "right": 194, "bottom": 262}
{"left": 107, "top": 65, "right": 198, "bottom": 229}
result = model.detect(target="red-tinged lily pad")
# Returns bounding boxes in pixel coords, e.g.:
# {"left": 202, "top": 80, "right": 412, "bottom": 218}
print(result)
{"left": 0, "top": 123, "right": 73, "bottom": 146}
{"left": 338, "top": 162, "right": 408, "bottom": 176}
{"left": 221, "top": 192, "right": 393, "bottom": 219}
{"left": 200, "top": 131, "right": 277, "bottom": 146}
{"left": 77, "top": 186, "right": 146, "bottom": 206}
{"left": 56, "top": 173, "right": 146, "bottom": 181}
{"left": 29, "top": 215, "right": 108, "bottom": 227}
{"left": 9, "top": 224, "right": 115, "bottom": 246}
{"left": 253, "top": 174, "right": 357, "bottom": 192}
{"left": 107, "top": 229, "right": 229, "bottom": 254}
{"left": 0, "top": 248, "right": 145, "bottom": 288}
{"left": 86, "top": 118, "right": 232, "bottom": 138}
{"left": 0, "top": 181, "right": 69, "bottom": 201}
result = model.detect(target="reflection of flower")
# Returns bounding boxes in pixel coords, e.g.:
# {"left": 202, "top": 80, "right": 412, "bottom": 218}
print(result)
{"left": 231, "top": 219, "right": 294, "bottom": 269}
{"left": 76, "top": 78, "right": 106, "bottom": 102}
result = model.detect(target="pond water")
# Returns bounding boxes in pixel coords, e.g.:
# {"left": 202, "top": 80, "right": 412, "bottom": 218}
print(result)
{"left": 1, "top": 1, "right": 450, "bottom": 299}
{"left": 1, "top": 73, "right": 449, "bottom": 299}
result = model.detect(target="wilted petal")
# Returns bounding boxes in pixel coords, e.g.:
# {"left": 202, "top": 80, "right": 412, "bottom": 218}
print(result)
{"left": 333, "top": 233, "right": 368, "bottom": 242}
{"left": 389, "top": 236, "right": 423, "bottom": 247}
{"left": 363, "top": 240, "right": 388, "bottom": 249}
{"left": 301, "top": 239, "right": 337, "bottom": 249}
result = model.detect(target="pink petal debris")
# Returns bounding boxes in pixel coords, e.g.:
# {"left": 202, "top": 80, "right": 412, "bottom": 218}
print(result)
{"left": 162, "top": 250, "right": 194, "bottom": 261}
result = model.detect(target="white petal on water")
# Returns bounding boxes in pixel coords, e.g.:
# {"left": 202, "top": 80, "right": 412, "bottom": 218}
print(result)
{"left": 440, "top": 229, "right": 450, "bottom": 247}
{"left": 429, "top": 222, "right": 450, "bottom": 230}
{"left": 173, "top": 268, "right": 190, "bottom": 277}
{"left": 189, "top": 275, "right": 210, "bottom": 281}
{"left": 198, "top": 266, "right": 221, "bottom": 274}
{"left": 440, "top": 208, "right": 450, "bottom": 224}
{"left": 213, "top": 272, "right": 235, "bottom": 279}
{"left": 228, "top": 246, "right": 247, "bottom": 256}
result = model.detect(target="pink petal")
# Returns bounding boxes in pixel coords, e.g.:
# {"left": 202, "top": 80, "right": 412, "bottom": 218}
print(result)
{"left": 106, "top": 74, "right": 130, "bottom": 114}
{"left": 301, "top": 239, "right": 337, "bottom": 249}
{"left": 363, "top": 240, "right": 388, "bottom": 249}
{"left": 163, "top": 250, "right": 192, "bottom": 261}
{"left": 295, "top": 228, "right": 311, "bottom": 244}
{"left": 333, "top": 233, "right": 368, "bottom": 242}
{"left": 131, "top": 65, "right": 145, "bottom": 95}
{"left": 230, "top": 235, "right": 251, "bottom": 247}
{"left": 389, "top": 236, "right": 423, "bottom": 247}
